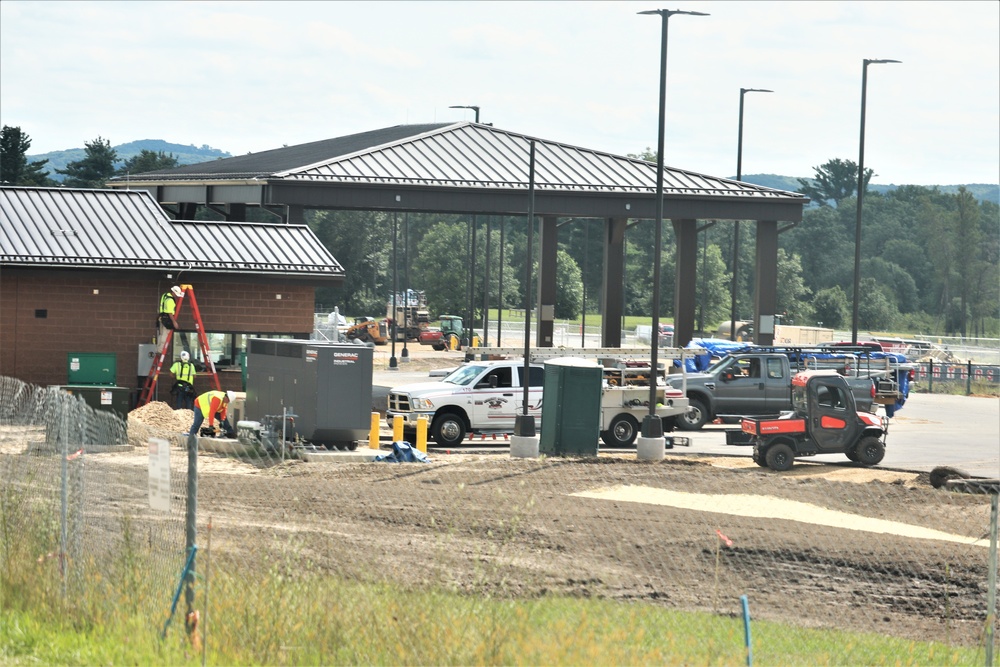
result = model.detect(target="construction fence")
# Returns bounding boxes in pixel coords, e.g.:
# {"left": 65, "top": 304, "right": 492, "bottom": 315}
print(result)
{"left": 2, "top": 374, "right": 997, "bottom": 664}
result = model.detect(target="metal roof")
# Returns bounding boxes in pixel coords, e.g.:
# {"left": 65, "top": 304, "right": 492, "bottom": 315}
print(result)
{"left": 0, "top": 186, "right": 344, "bottom": 280}
{"left": 114, "top": 122, "right": 805, "bottom": 202}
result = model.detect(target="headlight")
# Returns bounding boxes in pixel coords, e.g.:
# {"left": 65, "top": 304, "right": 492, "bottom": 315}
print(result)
{"left": 411, "top": 397, "right": 434, "bottom": 410}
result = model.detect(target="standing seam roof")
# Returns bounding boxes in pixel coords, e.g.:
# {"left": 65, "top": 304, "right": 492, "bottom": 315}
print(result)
{"left": 1, "top": 186, "right": 344, "bottom": 277}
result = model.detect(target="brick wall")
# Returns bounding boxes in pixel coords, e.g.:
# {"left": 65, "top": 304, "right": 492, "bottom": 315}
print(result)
{"left": 0, "top": 270, "right": 315, "bottom": 401}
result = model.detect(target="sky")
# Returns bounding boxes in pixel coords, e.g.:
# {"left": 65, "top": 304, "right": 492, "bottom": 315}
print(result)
{"left": 1, "top": 1, "right": 997, "bottom": 186}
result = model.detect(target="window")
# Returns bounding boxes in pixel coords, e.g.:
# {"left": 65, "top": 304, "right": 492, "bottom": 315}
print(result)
{"left": 171, "top": 332, "right": 299, "bottom": 368}
{"left": 767, "top": 358, "right": 784, "bottom": 379}
{"left": 517, "top": 366, "right": 545, "bottom": 387}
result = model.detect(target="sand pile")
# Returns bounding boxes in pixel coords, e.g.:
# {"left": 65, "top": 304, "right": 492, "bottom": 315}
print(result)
{"left": 128, "top": 401, "right": 192, "bottom": 446}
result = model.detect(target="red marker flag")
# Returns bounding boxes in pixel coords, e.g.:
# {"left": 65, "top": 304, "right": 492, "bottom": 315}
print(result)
{"left": 715, "top": 529, "right": 733, "bottom": 548}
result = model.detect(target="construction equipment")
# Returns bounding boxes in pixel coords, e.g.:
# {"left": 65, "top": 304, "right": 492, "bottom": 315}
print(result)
{"left": 386, "top": 289, "right": 432, "bottom": 341}
{"left": 344, "top": 316, "right": 389, "bottom": 345}
{"left": 138, "top": 285, "right": 221, "bottom": 407}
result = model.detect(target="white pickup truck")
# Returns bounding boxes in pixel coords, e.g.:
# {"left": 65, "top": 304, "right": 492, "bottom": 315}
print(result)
{"left": 386, "top": 354, "right": 690, "bottom": 448}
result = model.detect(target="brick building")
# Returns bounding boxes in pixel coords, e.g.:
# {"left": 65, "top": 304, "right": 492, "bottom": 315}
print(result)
{"left": 0, "top": 186, "right": 344, "bottom": 402}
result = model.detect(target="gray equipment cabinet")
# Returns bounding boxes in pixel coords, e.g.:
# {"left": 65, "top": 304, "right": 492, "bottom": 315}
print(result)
{"left": 246, "top": 339, "right": 373, "bottom": 448}
{"left": 539, "top": 357, "right": 602, "bottom": 456}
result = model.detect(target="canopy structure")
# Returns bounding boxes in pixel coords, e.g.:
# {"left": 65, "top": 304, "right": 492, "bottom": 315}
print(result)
{"left": 108, "top": 122, "right": 809, "bottom": 346}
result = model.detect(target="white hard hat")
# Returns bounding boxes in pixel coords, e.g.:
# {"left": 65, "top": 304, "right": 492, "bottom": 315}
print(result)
{"left": 170, "top": 286, "right": 183, "bottom": 298}
{"left": 180, "top": 351, "right": 190, "bottom": 361}
{"left": 225, "top": 391, "right": 236, "bottom": 402}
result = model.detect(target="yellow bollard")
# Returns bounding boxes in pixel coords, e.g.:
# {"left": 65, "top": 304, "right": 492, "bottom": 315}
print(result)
{"left": 393, "top": 415, "right": 404, "bottom": 443}
{"left": 416, "top": 416, "right": 428, "bottom": 452}
{"left": 369, "top": 412, "right": 381, "bottom": 451}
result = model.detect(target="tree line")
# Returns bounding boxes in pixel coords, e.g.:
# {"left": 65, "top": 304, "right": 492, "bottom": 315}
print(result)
{"left": 3, "top": 125, "right": 996, "bottom": 337}
{"left": 0, "top": 126, "right": 180, "bottom": 187}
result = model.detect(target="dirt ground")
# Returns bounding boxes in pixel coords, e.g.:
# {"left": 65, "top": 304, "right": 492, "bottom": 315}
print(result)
{"left": 109, "top": 346, "right": 998, "bottom": 648}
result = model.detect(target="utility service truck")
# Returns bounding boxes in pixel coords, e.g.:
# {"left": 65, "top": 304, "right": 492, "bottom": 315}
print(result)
{"left": 386, "top": 347, "right": 695, "bottom": 447}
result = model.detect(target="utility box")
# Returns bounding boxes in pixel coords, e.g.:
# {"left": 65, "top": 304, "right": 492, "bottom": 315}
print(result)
{"left": 60, "top": 385, "right": 131, "bottom": 421}
{"left": 137, "top": 344, "right": 158, "bottom": 377}
{"left": 245, "top": 339, "right": 373, "bottom": 448}
{"left": 539, "top": 357, "right": 602, "bottom": 456}
{"left": 67, "top": 352, "right": 116, "bottom": 386}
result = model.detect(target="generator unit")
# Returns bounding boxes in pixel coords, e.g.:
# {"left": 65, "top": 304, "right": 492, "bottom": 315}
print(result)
{"left": 245, "top": 339, "right": 373, "bottom": 449}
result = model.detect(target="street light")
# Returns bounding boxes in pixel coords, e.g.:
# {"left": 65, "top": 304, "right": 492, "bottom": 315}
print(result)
{"left": 852, "top": 58, "right": 900, "bottom": 344}
{"left": 389, "top": 211, "right": 398, "bottom": 370}
{"left": 638, "top": 8, "right": 708, "bottom": 444}
{"left": 449, "top": 105, "right": 480, "bottom": 123}
{"left": 730, "top": 87, "right": 773, "bottom": 341}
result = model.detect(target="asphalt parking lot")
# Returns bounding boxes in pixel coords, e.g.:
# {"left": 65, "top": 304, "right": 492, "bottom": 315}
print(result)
{"left": 374, "top": 362, "right": 1000, "bottom": 479}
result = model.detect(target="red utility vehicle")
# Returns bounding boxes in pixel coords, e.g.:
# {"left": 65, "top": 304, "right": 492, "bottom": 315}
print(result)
{"left": 741, "top": 370, "right": 888, "bottom": 471}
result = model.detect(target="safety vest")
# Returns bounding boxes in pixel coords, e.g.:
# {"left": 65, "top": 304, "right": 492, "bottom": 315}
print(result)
{"left": 194, "top": 391, "right": 228, "bottom": 422}
{"left": 170, "top": 360, "right": 196, "bottom": 384}
{"left": 159, "top": 292, "right": 177, "bottom": 315}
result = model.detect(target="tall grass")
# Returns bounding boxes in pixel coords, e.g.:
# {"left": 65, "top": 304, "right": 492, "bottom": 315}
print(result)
{"left": 1, "top": 511, "right": 981, "bottom": 666}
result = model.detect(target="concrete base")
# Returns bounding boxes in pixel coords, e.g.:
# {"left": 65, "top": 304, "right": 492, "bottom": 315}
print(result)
{"left": 297, "top": 448, "right": 382, "bottom": 463}
{"left": 636, "top": 436, "right": 666, "bottom": 461}
{"left": 510, "top": 435, "right": 540, "bottom": 459}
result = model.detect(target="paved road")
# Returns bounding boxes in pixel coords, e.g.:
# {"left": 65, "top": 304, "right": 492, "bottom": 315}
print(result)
{"left": 374, "top": 368, "right": 1000, "bottom": 479}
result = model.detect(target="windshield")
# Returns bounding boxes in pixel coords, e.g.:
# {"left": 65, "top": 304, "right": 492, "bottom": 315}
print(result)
{"left": 705, "top": 356, "right": 736, "bottom": 374}
{"left": 443, "top": 364, "right": 486, "bottom": 386}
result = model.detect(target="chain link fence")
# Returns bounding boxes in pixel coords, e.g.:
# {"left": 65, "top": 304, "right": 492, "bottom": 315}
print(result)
{"left": 3, "top": 374, "right": 997, "bottom": 664}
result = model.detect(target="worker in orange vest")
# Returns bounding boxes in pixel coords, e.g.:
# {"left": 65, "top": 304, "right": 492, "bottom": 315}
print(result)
{"left": 187, "top": 390, "right": 235, "bottom": 438}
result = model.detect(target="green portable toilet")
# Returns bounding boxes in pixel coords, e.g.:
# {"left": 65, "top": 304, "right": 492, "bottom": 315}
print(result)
{"left": 539, "top": 357, "right": 602, "bottom": 456}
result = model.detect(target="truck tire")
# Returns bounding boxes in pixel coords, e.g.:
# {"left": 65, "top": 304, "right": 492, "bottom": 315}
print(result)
{"left": 752, "top": 444, "right": 768, "bottom": 467}
{"left": 676, "top": 397, "right": 708, "bottom": 431}
{"left": 855, "top": 436, "right": 885, "bottom": 466}
{"left": 765, "top": 442, "right": 795, "bottom": 471}
{"left": 432, "top": 343, "right": 446, "bottom": 351}
{"left": 431, "top": 413, "right": 466, "bottom": 447}
{"left": 600, "top": 414, "right": 639, "bottom": 447}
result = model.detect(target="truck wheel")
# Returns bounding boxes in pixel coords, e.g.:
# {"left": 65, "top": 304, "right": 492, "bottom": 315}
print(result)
{"left": 601, "top": 414, "right": 639, "bottom": 447}
{"left": 855, "top": 436, "right": 885, "bottom": 466}
{"left": 752, "top": 445, "right": 768, "bottom": 467}
{"left": 431, "top": 413, "right": 466, "bottom": 447}
{"left": 447, "top": 333, "right": 461, "bottom": 351}
{"left": 432, "top": 343, "right": 446, "bottom": 351}
{"left": 765, "top": 442, "right": 795, "bottom": 471}
{"left": 676, "top": 397, "right": 708, "bottom": 431}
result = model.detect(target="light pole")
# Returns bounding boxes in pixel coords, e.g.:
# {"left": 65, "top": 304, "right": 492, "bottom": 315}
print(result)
{"left": 401, "top": 212, "right": 409, "bottom": 362}
{"left": 638, "top": 7, "right": 708, "bottom": 443}
{"left": 389, "top": 211, "right": 398, "bottom": 370}
{"left": 730, "top": 87, "right": 772, "bottom": 341}
{"left": 449, "top": 105, "right": 480, "bottom": 123}
{"left": 852, "top": 58, "right": 900, "bottom": 343}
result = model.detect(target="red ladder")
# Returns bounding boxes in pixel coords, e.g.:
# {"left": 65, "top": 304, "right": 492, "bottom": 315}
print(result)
{"left": 139, "top": 284, "right": 222, "bottom": 406}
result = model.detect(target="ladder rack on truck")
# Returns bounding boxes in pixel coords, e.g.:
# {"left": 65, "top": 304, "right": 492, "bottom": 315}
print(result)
{"left": 465, "top": 346, "right": 704, "bottom": 363}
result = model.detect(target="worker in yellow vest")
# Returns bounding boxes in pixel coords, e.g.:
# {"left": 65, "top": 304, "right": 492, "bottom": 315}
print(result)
{"left": 187, "top": 390, "right": 235, "bottom": 438}
{"left": 157, "top": 285, "right": 183, "bottom": 349}
{"left": 169, "top": 351, "right": 197, "bottom": 410}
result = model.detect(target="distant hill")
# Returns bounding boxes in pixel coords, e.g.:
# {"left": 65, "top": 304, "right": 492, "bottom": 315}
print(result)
{"left": 27, "top": 140, "right": 231, "bottom": 182}
{"left": 738, "top": 173, "right": 999, "bottom": 206}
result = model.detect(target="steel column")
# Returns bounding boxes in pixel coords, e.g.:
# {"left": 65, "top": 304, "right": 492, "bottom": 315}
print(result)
{"left": 600, "top": 217, "right": 627, "bottom": 347}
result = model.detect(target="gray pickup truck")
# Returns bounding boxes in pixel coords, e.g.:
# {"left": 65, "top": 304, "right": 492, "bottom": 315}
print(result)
{"left": 666, "top": 352, "right": 884, "bottom": 431}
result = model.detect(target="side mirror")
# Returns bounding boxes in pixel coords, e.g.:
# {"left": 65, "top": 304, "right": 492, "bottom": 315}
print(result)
{"left": 489, "top": 375, "right": 499, "bottom": 388}
{"left": 722, "top": 371, "right": 734, "bottom": 382}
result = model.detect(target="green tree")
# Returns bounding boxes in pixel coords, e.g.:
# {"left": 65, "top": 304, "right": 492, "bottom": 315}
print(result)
{"left": 307, "top": 209, "right": 392, "bottom": 315}
{"left": 553, "top": 249, "right": 583, "bottom": 319}
{"left": 57, "top": 136, "right": 118, "bottom": 187}
{"left": 857, "top": 277, "right": 898, "bottom": 331}
{"left": 811, "top": 286, "right": 850, "bottom": 329}
{"left": 952, "top": 187, "right": 982, "bottom": 337}
{"left": 796, "top": 158, "right": 873, "bottom": 207}
{"left": 775, "top": 249, "right": 811, "bottom": 325}
{"left": 118, "top": 149, "right": 178, "bottom": 175}
{"left": 0, "top": 125, "right": 52, "bottom": 185}
{"left": 695, "top": 243, "right": 730, "bottom": 333}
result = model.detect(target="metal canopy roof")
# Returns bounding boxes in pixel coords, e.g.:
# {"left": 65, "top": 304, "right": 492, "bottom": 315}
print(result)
{"left": 110, "top": 122, "right": 808, "bottom": 222}
{"left": 0, "top": 186, "right": 345, "bottom": 280}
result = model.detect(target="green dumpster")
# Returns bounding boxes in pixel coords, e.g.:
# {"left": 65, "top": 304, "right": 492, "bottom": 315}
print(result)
{"left": 539, "top": 357, "right": 602, "bottom": 456}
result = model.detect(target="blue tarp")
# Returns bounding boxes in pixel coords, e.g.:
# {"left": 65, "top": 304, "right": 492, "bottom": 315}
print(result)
{"left": 375, "top": 441, "right": 430, "bottom": 463}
